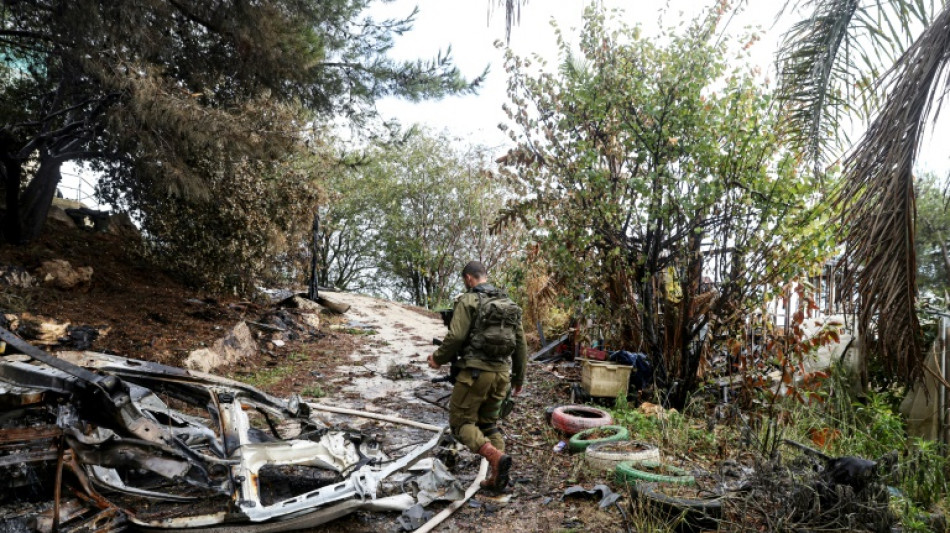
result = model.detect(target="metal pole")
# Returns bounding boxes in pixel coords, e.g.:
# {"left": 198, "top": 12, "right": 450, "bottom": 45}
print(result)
{"left": 942, "top": 316, "right": 948, "bottom": 445}
{"left": 308, "top": 212, "right": 319, "bottom": 301}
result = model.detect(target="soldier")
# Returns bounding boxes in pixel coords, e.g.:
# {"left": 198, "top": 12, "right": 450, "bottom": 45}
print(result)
{"left": 428, "top": 261, "right": 527, "bottom": 491}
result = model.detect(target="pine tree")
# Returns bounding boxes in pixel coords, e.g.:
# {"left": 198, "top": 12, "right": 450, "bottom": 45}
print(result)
{"left": 0, "top": 0, "right": 481, "bottom": 244}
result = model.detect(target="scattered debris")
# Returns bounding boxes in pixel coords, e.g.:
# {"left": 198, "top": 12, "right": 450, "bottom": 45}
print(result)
{"left": 397, "top": 504, "right": 434, "bottom": 530}
{"left": 0, "top": 266, "right": 34, "bottom": 289}
{"left": 34, "top": 260, "right": 92, "bottom": 290}
{"left": 64, "top": 325, "right": 100, "bottom": 351}
{"left": 563, "top": 484, "right": 622, "bottom": 509}
{"left": 0, "top": 315, "right": 105, "bottom": 354}
{"left": 724, "top": 450, "right": 893, "bottom": 532}
{"left": 10, "top": 313, "right": 69, "bottom": 345}
{"left": 784, "top": 439, "right": 884, "bottom": 492}
{"left": 412, "top": 458, "right": 489, "bottom": 533}
{"left": 531, "top": 334, "right": 570, "bottom": 362}
{"left": 639, "top": 401, "right": 677, "bottom": 418}
{"left": 0, "top": 326, "right": 467, "bottom": 531}
{"left": 281, "top": 294, "right": 350, "bottom": 315}
{"left": 260, "top": 308, "right": 321, "bottom": 341}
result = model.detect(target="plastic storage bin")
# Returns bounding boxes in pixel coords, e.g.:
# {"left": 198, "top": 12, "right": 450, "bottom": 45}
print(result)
{"left": 581, "top": 360, "right": 632, "bottom": 397}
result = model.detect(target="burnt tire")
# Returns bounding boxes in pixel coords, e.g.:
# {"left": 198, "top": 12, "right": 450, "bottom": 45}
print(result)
{"left": 584, "top": 440, "right": 661, "bottom": 471}
{"left": 615, "top": 460, "right": 695, "bottom": 485}
{"left": 550, "top": 405, "right": 613, "bottom": 436}
{"left": 631, "top": 481, "right": 722, "bottom": 530}
{"left": 568, "top": 425, "right": 629, "bottom": 453}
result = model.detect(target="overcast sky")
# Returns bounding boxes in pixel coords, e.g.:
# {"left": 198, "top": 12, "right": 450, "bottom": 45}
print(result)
{"left": 62, "top": 0, "right": 949, "bottom": 207}
{"left": 374, "top": 0, "right": 950, "bottom": 176}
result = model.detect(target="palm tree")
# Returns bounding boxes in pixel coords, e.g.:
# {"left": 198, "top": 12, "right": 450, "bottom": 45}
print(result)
{"left": 776, "top": 0, "right": 950, "bottom": 385}
{"left": 496, "top": 0, "right": 527, "bottom": 42}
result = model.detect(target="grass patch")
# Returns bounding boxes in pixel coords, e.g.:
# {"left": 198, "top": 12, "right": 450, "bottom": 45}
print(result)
{"left": 230, "top": 365, "right": 295, "bottom": 388}
{"left": 301, "top": 384, "right": 327, "bottom": 398}
{"left": 345, "top": 328, "right": 377, "bottom": 336}
{"left": 0, "top": 288, "right": 35, "bottom": 313}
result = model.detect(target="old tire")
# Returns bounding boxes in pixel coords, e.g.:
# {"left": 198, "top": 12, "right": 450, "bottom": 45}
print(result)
{"left": 584, "top": 440, "right": 661, "bottom": 471}
{"left": 615, "top": 460, "right": 695, "bottom": 485}
{"left": 631, "top": 481, "right": 722, "bottom": 529}
{"left": 568, "top": 425, "right": 629, "bottom": 453}
{"left": 550, "top": 405, "right": 613, "bottom": 436}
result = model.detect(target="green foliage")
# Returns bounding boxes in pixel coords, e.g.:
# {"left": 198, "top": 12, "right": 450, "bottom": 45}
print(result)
{"left": 121, "top": 152, "right": 325, "bottom": 292}
{"left": 916, "top": 172, "right": 950, "bottom": 297}
{"left": 766, "top": 372, "right": 949, "bottom": 519}
{"left": 610, "top": 404, "right": 724, "bottom": 457}
{"left": 611, "top": 367, "right": 948, "bottom": 528}
{"left": 317, "top": 128, "right": 525, "bottom": 307}
{"left": 498, "top": 5, "right": 832, "bottom": 406}
{"left": 900, "top": 437, "right": 949, "bottom": 510}
{"left": 775, "top": 0, "right": 939, "bottom": 174}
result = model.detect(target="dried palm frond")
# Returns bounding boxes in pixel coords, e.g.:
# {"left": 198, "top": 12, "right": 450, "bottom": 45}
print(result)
{"left": 489, "top": 0, "right": 527, "bottom": 44}
{"left": 836, "top": 4, "right": 950, "bottom": 385}
{"left": 776, "top": 0, "right": 937, "bottom": 177}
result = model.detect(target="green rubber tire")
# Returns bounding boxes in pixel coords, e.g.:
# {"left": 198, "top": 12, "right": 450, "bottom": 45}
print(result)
{"left": 614, "top": 460, "right": 696, "bottom": 485}
{"left": 568, "top": 425, "right": 629, "bottom": 453}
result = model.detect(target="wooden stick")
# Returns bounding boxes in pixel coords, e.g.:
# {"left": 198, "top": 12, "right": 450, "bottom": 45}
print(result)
{"left": 413, "top": 459, "right": 489, "bottom": 533}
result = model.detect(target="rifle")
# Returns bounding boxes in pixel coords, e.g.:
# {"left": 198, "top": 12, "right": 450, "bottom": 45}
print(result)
{"left": 431, "top": 308, "right": 461, "bottom": 384}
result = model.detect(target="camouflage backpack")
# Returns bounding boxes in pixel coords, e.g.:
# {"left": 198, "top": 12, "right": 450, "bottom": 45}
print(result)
{"left": 464, "top": 285, "right": 522, "bottom": 362}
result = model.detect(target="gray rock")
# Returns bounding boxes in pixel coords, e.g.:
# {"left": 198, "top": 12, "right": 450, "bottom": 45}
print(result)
{"left": 184, "top": 321, "right": 258, "bottom": 372}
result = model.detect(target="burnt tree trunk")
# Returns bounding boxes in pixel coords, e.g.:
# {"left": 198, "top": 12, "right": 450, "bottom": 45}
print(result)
{"left": 668, "top": 232, "right": 704, "bottom": 409}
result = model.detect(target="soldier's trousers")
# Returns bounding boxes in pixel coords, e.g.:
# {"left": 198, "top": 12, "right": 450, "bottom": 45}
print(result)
{"left": 448, "top": 368, "right": 510, "bottom": 453}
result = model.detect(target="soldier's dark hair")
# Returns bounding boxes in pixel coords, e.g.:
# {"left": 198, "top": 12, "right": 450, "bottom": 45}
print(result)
{"left": 461, "top": 261, "right": 488, "bottom": 279}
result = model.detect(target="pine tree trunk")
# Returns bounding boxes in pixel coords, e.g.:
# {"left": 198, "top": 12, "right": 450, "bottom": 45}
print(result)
{"left": 19, "top": 155, "right": 63, "bottom": 242}
{"left": 1, "top": 156, "right": 24, "bottom": 244}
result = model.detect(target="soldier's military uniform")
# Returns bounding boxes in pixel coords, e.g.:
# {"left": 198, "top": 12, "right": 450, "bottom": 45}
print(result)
{"left": 432, "top": 282, "right": 527, "bottom": 458}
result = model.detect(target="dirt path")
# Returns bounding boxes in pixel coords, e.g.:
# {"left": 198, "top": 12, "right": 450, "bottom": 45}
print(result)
{"left": 312, "top": 292, "right": 619, "bottom": 533}
{"left": 323, "top": 291, "right": 449, "bottom": 402}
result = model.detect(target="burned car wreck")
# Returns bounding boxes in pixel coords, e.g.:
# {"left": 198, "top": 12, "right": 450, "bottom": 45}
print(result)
{"left": 0, "top": 326, "right": 471, "bottom": 532}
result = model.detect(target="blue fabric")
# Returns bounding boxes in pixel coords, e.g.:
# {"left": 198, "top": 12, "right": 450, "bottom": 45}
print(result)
{"left": 608, "top": 350, "right": 653, "bottom": 390}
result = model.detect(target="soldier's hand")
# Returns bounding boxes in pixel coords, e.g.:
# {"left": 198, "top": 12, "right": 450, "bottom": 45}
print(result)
{"left": 512, "top": 385, "right": 523, "bottom": 397}
{"left": 427, "top": 354, "right": 441, "bottom": 369}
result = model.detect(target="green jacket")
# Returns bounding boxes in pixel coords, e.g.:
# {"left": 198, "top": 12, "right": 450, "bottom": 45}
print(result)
{"left": 432, "top": 283, "right": 527, "bottom": 387}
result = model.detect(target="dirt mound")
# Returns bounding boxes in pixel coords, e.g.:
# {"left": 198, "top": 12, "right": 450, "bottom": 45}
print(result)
{"left": 0, "top": 225, "right": 241, "bottom": 364}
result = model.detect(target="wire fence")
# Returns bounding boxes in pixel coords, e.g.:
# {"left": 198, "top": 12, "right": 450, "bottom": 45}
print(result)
{"left": 58, "top": 169, "right": 99, "bottom": 208}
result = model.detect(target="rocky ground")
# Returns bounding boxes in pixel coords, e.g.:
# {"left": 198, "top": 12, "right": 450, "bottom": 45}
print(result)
{"left": 0, "top": 226, "right": 625, "bottom": 532}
